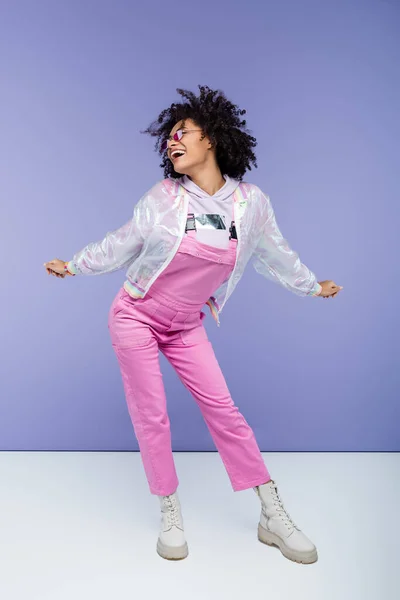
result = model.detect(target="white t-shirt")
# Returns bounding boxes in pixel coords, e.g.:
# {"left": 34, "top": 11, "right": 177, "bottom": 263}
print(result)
{"left": 179, "top": 174, "right": 240, "bottom": 249}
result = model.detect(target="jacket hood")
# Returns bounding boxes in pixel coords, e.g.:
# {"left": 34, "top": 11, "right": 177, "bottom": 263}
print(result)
{"left": 179, "top": 174, "right": 240, "bottom": 202}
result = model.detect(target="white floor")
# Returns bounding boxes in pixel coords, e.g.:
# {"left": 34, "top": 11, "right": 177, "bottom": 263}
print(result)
{"left": 0, "top": 451, "right": 398, "bottom": 600}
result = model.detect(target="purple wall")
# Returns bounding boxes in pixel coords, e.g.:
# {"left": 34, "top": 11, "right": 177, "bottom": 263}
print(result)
{"left": 1, "top": 0, "right": 399, "bottom": 451}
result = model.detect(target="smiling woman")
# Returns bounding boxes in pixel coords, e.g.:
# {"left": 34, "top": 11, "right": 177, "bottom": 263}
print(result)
{"left": 44, "top": 83, "right": 342, "bottom": 564}
{"left": 140, "top": 85, "right": 258, "bottom": 185}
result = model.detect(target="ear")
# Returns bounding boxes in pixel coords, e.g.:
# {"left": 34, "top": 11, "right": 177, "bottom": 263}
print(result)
{"left": 202, "top": 130, "right": 215, "bottom": 151}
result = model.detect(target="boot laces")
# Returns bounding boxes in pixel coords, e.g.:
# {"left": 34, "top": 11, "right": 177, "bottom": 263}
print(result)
{"left": 269, "top": 483, "right": 298, "bottom": 531}
{"left": 163, "top": 495, "right": 181, "bottom": 528}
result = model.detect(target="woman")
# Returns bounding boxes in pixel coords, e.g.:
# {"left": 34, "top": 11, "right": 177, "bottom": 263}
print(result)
{"left": 44, "top": 85, "right": 343, "bottom": 563}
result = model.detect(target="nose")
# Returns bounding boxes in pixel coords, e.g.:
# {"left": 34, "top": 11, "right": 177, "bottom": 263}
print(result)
{"left": 168, "top": 139, "right": 182, "bottom": 154}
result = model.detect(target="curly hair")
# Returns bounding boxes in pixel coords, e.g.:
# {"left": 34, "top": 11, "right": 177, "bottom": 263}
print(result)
{"left": 140, "top": 85, "right": 258, "bottom": 181}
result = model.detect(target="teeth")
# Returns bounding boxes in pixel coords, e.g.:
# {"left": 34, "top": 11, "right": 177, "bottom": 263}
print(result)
{"left": 172, "top": 151, "right": 185, "bottom": 158}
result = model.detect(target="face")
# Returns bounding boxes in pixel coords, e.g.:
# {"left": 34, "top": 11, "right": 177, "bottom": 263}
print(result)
{"left": 164, "top": 118, "right": 215, "bottom": 175}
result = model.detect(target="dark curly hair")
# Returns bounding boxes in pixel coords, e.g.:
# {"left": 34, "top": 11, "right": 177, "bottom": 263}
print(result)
{"left": 140, "top": 85, "right": 258, "bottom": 181}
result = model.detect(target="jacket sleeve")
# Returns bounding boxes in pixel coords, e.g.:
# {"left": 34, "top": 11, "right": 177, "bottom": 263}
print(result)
{"left": 251, "top": 189, "right": 322, "bottom": 297}
{"left": 66, "top": 189, "right": 153, "bottom": 276}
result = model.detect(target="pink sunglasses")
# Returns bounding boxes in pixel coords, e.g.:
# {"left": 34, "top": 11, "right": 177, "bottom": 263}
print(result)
{"left": 161, "top": 129, "right": 202, "bottom": 152}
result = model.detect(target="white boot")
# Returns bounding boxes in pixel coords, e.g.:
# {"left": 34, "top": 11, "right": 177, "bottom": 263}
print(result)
{"left": 157, "top": 491, "right": 188, "bottom": 560}
{"left": 254, "top": 480, "right": 318, "bottom": 564}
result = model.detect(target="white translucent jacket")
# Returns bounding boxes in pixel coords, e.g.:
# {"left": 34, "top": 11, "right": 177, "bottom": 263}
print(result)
{"left": 67, "top": 178, "right": 322, "bottom": 326}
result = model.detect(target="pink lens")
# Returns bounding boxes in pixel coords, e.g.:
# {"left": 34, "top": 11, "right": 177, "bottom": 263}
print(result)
{"left": 161, "top": 129, "right": 183, "bottom": 152}
{"left": 174, "top": 130, "right": 183, "bottom": 141}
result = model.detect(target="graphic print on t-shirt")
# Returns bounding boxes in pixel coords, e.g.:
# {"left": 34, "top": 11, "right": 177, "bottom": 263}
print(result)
{"left": 188, "top": 213, "right": 232, "bottom": 249}
{"left": 186, "top": 193, "right": 234, "bottom": 249}
{"left": 195, "top": 214, "right": 226, "bottom": 230}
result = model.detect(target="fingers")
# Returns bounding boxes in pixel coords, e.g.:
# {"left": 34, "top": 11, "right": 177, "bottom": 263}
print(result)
{"left": 46, "top": 267, "right": 65, "bottom": 278}
{"left": 44, "top": 260, "right": 65, "bottom": 277}
{"left": 327, "top": 283, "right": 343, "bottom": 298}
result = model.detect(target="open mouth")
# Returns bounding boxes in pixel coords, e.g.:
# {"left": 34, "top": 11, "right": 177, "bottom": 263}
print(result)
{"left": 171, "top": 151, "right": 186, "bottom": 162}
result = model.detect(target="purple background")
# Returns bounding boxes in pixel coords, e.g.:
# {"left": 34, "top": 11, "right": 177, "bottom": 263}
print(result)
{"left": 1, "top": 0, "right": 399, "bottom": 451}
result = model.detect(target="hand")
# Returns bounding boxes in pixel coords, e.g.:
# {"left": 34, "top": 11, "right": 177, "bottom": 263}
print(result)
{"left": 317, "top": 280, "right": 343, "bottom": 298}
{"left": 44, "top": 259, "right": 71, "bottom": 278}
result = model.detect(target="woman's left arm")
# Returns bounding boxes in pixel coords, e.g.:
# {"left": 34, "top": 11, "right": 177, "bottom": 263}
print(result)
{"left": 251, "top": 189, "right": 322, "bottom": 297}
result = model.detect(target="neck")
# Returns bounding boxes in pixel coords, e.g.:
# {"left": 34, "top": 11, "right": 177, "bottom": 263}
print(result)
{"left": 184, "top": 162, "right": 226, "bottom": 196}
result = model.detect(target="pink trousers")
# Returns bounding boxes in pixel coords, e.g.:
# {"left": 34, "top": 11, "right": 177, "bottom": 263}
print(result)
{"left": 108, "top": 286, "right": 271, "bottom": 496}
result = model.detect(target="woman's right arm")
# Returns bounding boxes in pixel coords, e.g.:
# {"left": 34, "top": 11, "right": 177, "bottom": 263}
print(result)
{"left": 67, "top": 188, "right": 154, "bottom": 276}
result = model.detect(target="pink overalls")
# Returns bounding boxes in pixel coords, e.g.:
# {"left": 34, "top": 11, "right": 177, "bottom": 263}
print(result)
{"left": 108, "top": 205, "right": 271, "bottom": 496}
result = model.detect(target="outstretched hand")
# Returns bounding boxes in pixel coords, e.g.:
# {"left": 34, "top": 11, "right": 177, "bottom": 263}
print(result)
{"left": 44, "top": 259, "right": 71, "bottom": 278}
{"left": 318, "top": 280, "right": 343, "bottom": 298}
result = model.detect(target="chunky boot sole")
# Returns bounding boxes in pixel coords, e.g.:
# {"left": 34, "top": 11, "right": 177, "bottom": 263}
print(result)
{"left": 157, "top": 537, "right": 189, "bottom": 561}
{"left": 258, "top": 523, "right": 318, "bottom": 564}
